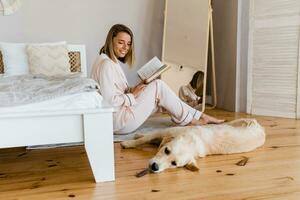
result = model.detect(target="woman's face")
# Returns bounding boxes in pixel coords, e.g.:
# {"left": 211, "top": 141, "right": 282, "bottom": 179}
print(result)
{"left": 112, "top": 32, "right": 131, "bottom": 58}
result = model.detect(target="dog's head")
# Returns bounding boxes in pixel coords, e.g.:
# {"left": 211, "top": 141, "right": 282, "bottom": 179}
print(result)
{"left": 149, "top": 134, "right": 199, "bottom": 173}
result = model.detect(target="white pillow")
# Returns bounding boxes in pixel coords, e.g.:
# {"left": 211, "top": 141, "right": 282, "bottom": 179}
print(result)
{"left": 0, "top": 41, "right": 67, "bottom": 76}
{"left": 26, "top": 44, "right": 71, "bottom": 76}
{"left": 29, "top": 41, "right": 66, "bottom": 46}
{"left": 0, "top": 42, "right": 29, "bottom": 76}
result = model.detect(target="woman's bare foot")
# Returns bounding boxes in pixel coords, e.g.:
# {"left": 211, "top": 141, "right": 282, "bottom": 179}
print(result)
{"left": 190, "top": 118, "right": 208, "bottom": 126}
{"left": 189, "top": 113, "right": 225, "bottom": 126}
{"left": 201, "top": 113, "right": 225, "bottom": 124}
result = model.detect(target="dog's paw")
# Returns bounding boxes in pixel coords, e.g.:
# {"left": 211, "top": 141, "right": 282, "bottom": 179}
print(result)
{"left": 120, "top": 140, "right": 136, "bottom": 149}
{"left": 134, "top": 133, "right": 145, "bottom": 139}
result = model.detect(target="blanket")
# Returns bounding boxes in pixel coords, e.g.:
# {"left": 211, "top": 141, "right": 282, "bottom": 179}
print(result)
{"left": 0, "top": 74, "right": 99, "bottom": 107}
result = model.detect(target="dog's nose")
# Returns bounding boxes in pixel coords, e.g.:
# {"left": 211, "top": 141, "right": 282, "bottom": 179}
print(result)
{"left": 150, "top": 162, "right": 159, "bottom": 172}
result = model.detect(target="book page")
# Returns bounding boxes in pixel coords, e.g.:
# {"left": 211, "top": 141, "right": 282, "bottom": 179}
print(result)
{"left": 144, "top": 64, "right": 170, "bottom": 83}
{"left": 137, "top": 57, "right": 163, "bottom": 80}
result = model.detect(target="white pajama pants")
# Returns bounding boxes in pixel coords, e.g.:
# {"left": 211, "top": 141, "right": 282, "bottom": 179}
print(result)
{"left": 115, "top": 79, "right": 202, "bottom": 134}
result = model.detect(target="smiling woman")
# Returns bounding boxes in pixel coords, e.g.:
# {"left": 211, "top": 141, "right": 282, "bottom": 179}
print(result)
{"left": 0, "top": 0, "right": 22, "bottom": 15}
{"left": 91, "top": 24, "right": 224, "bottom": 135}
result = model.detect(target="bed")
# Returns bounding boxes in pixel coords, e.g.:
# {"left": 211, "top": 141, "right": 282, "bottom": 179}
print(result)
{"left": 0, "top": 45, "right": 115, "bottom": 183}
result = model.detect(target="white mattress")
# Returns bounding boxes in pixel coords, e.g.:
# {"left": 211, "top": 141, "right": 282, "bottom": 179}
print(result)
{"left": 0, "top": 91, "right": 103, "bottom": 113}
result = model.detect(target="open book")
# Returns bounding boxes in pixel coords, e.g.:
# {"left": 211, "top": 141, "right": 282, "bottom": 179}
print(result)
{"left": 137, "top": 57, "right": 170, "bottom": 84}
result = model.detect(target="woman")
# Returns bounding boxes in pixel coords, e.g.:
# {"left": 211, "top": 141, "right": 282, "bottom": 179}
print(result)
{"left": 91, "top": 24, "right": 224, "bottom": 134}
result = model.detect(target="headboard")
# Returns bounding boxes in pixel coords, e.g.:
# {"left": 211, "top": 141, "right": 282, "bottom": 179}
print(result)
{"left": 0, "top": 44, "right": 87, "bottom": 77}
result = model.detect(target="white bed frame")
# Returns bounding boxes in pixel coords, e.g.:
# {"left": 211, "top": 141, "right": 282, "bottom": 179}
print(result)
{"left": 0, "top": 45, "right": 115, "bottom": 183}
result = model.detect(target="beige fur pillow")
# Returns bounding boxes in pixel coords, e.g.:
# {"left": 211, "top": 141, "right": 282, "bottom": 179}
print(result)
{"left": 26, "top": 44, "right": 71, "bottom": 76}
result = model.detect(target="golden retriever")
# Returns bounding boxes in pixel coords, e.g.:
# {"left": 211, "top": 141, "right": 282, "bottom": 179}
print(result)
{"left": 120, "top": 118, "right": 265, "bottom": 173}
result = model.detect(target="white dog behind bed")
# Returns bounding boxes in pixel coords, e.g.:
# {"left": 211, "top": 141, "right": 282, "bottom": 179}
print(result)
{"left": 121, "top": 118, "right": 265, "bottom": 173}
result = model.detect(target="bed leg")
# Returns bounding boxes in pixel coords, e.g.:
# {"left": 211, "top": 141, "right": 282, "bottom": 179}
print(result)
{"left": 83, "top": 112, "right": 115, "bottom": 183}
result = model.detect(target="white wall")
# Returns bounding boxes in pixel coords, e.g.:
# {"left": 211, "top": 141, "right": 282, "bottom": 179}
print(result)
{"left": 0, "top": 0, "right": 165, "bottom": 85}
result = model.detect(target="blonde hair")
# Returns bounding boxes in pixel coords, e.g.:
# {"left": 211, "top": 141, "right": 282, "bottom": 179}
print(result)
{"left": 100, "top": 24, "right": 135, "bottom": 66}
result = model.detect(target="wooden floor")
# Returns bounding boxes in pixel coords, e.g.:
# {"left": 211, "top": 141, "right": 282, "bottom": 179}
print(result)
{"left": 0, "top": 109, "right": 300, "bottom": 200}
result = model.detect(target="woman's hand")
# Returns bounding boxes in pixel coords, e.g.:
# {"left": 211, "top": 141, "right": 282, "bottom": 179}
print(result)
{"left": 131, "top": 82, "right": 146, "bottom": 98}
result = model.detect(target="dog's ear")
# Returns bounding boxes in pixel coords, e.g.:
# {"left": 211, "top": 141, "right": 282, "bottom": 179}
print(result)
{"left": 158, "top": 135, "right": 174, "bottom": 149}
{"left": 185, "top": 159, "right": 199, "bottom": 171}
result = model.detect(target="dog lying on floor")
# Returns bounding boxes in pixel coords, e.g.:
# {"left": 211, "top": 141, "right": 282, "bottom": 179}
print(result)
{"left": 120, "top": 118, "right": 265, "bottom": 173}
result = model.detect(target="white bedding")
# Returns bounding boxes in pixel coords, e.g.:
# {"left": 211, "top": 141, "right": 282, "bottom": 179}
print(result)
{"left": 0, "top": 91, "right": 103, "bottom": 113}
{"left": 0, "top": 74, "right": 98, "bottom": 107}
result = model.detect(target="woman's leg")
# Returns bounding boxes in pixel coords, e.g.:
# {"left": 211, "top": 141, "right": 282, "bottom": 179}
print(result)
{"left": 117, "top": 79, "right": 223, "bottom": 134}
{"left": 150, "top": 79, "right": 202, "bottom": 125}
{"left": 115, "top": 81, "right": 162, "bottom": 134}
{"left": 150, "top": 80, "right": 223, "bottom": 125}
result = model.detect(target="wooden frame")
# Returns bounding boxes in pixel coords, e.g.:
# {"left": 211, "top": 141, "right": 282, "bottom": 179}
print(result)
{"left": 68, "top": 45, "right": 87, "bottom": 77}
{"left": 208, "top": 3, "right": 217, "bottom": 109}
{"left": 0, "top": 45, "right": 115, "bottom": 183}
